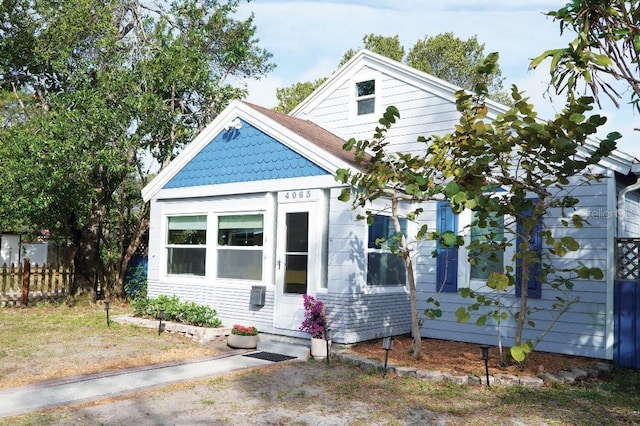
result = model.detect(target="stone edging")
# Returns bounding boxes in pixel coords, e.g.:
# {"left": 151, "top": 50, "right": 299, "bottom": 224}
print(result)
{"left": 112, "top": 315, "right": 230, "bottom": 344}
{"left": 334, "top": 352, "right": 614, "bottom": 387}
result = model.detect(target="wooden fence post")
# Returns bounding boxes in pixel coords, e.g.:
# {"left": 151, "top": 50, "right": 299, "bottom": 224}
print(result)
{"left": 20, "top": 259, "right": 30, "bottom": 307}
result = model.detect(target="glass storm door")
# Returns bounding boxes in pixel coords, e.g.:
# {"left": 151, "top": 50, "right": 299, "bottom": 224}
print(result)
{"left": 274, "top": 198, "right": 319, "bottom": 330}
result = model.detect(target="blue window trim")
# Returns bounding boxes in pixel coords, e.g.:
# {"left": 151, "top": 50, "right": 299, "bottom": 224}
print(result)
{"left": 515, "top": 200, "right": 542, "bottom": 299}
{"left": 436, "top": 201, "right": 458, "bottom": 293}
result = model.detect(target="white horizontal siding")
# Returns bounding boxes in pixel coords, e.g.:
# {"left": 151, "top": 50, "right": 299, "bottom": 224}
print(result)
{"left": 413, "top": 173, "right": 611, "bottom": 359}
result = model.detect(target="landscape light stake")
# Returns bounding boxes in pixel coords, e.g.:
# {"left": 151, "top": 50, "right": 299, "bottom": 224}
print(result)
{"left": 104, "top": 299, "right": 110, "bottom": 327}
{"left": 158, "top": 308, "right": 165, "bottom": 336}
{"left": 480, "top": 345, "right": 491, "bottom": 387}
{"left": 382, "top": 337, "right": 393, "bottom": 378}
{"left": 325, "top": 328, "right": 331, "bottom": 365}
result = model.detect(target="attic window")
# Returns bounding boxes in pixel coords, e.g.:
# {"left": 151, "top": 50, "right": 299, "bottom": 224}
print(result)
{"left": 356, "top": 79, "right": 375, "bottom": 115}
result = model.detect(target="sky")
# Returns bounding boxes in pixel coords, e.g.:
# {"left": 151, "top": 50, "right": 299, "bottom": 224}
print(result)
{"left": 236, "top": 0, "right": 639, "bottom": 160}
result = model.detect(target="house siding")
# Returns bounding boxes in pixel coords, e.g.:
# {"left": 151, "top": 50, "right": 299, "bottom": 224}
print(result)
{"left": 414, "top": 171, "right": 611, "bottom": 358}
{"left": 323, "top": 187, "right": 412, "bottom": 343}
{"left": 299, "top": 70, "right": 459, "bottom": 156}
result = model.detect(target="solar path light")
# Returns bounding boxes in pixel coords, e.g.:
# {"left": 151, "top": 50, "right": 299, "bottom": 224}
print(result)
{"left": 104, "top": 299, "right": 110, "bottom": 327}
{"left": 480, "top": 345, "right": 491, "bottom": 387}
{"left": 382, "top": 337, "right": 393, "bottom": 378}
{"left": 158, "top": 307, "right": 165, "bottom": 336}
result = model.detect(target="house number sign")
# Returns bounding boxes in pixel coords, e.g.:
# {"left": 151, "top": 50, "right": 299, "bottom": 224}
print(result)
{"left": 278, "top": 189, "right": 320, "bottom": 203}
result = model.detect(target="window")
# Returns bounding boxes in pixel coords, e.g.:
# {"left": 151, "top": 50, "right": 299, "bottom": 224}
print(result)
{"left": 469, "top": 212, "right": 504, "bottom": 281}
{"left": 356, "top": 79, "right": 375, "bottom": 115}
{"left": 367, "top": 215, "right": 407, "bottom": 286}
{"left": 217, "top": 214, "right": 263, "bottom": 280}
{"left": 166, "top": 215, "right": 207, "bottom": 276}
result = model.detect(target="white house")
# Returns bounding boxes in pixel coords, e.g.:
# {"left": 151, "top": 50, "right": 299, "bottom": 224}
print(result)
{"left": 142, "top": 50, "right": 640, "bottom": 364}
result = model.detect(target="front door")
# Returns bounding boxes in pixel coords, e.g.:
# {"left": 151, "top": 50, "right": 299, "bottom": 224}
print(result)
{"left": 274, "top": 192, "right": 320, "bottom": 330}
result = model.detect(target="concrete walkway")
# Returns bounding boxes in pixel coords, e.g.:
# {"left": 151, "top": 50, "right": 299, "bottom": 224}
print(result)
{"left": 0, "top": 350, "right": 279, "bottom": 418}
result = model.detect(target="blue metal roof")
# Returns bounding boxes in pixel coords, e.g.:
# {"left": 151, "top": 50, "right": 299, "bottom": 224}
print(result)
{"left": 163, "top": 119, "right": 329, "bottom": 189}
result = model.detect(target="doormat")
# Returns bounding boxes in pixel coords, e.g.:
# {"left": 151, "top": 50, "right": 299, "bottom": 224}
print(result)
{"left": 243, "top": 352, "right": 296, "bottom": 362}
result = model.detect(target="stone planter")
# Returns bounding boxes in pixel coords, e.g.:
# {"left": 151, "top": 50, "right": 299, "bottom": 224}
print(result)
{"left": 311, "top": 337, "right": 330, "bottom": 359}
{"left": 227, "top": 333, "right": 259, "bottom": 349}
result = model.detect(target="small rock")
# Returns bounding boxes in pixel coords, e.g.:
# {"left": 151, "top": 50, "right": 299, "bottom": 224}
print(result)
{"left": 519, "top": 376, "right": 544, "bottom": 388}
{"left": 494, "top": 374, "right": 520, "bottom": 386}
{"left": 539, "top": 372, "right": 562, "bottom": 384}
{"left": 395, "top": 366, "right": 417, "bottom": 378}
{"left": 444, "top": 373, "right": 468, "bottom": 385}
{"left": 417, "top": 369, "right": 446, "bottom": 383}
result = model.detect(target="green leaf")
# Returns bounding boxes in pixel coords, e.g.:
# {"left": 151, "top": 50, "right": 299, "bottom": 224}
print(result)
{"left": 444, "top": 181, "right": 461, "bottom": 197}
{"left": 441, "top": 230, "right": 458, "bottom": 247}
{"left": 510, "top": 342, "right": 533, "bottom": 362}
{"left": 561, "top": 236, "right": 580, "bottom": 251}
{"left": 338, "top": 188, "right": 352, "bottom": 202}
{"left": 476, "top": 314, "right": 487, "bottom": 326}
{"left": 455, "top": 307, "right": 471, "bottom": 323}
{"left": 486, "top": 272, "right": 509, "bottom": 290}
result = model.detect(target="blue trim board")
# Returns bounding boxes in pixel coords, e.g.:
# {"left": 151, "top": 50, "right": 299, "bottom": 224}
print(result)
{"left": 164, "top": 120, "right": 329, "bottom": 189}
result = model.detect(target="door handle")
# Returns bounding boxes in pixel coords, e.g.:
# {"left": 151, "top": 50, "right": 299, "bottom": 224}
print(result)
{"left": 277, "top": 260, "right": 281, "bottom": 270}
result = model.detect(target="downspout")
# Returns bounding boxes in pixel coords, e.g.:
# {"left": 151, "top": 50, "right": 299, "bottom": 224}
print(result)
{"left": 617, "top": 169, "right": 640, "bottom": 237}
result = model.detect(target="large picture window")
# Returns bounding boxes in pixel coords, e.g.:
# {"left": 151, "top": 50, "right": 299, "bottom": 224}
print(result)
{"left": 367, "top": 215, "right": 407, "bottom": 286}
{"left": 217, "top": 214, "right": 264, "bottom": 280}
{"left": 166, "top": 215, "right": 207, "bottom": 276}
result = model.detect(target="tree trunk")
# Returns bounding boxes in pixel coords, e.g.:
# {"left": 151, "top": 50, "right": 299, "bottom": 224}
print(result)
{"left": 391, "top": 197, "right": 422, "bottom": 359}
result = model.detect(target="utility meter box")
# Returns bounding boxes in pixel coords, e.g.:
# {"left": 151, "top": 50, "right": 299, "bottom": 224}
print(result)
{"left": 250, "top": 285, "right": 266, "bottom": 306}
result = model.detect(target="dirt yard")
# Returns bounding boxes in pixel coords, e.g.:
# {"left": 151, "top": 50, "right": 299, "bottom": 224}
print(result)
{"left": 2, "top": 303, "right": 636, "bottom": 426}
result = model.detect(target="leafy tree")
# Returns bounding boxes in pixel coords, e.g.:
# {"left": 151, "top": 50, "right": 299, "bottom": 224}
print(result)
{"left": 337, "top": 54, "right": 619, "bottom": 361}
{"left": 426, "top": 55, "right": 618, "bottom": 361}
{"left": 275, "top": 33, "right": 506, "bottom": 114}
{"left": 339, "top": 34, "right": 405, "bottom": 66}
{"left": 0, "top": 0, "right": 274, "bottom": 296}
{"left": 407, "top": 33, "right": 508, "bottom": 104}
{"left": 531, "top": 0, "right": 640, "bottom": 113}
{"left": 273, "top": 77, "right": 327, "bottom": 114}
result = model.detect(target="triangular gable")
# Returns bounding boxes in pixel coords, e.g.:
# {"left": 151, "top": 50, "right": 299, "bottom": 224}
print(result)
{"left": 142, "top": 100, "right": 358, "bottom": 201}
{"left": 163, "top": 120, "right": 328, "bottom": 189}
{"left": 291, "top": 49, "right": 639, "bottom": 175}
{"left": 290, "top": 49, "right": 509, "bottom": 122}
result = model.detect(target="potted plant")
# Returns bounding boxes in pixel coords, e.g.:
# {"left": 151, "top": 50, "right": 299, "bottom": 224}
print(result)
{"left": 299, "top": 294, "right": 329, "bottom": 358}
{"left": 227, "top": 324, "right": 259, "bottom": 349}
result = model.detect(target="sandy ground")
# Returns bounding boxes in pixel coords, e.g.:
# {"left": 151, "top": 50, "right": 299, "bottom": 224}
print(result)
{"left": 12, "top": 361, "right": 447, "bottom": 426}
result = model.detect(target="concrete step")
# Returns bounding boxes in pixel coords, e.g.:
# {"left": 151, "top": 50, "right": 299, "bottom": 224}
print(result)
{"left": 257, "top": 340, "right": 310, "bottom": 361}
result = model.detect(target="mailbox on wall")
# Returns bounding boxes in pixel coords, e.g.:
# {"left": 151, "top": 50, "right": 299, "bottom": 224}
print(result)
{"left": 250, "top": 285, "right": 266, "bottom": 306}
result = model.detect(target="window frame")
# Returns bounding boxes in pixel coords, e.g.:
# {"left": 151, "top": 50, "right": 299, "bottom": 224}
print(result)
{"left": 350, "top": 72, "right": 380, "bottom": 121}
{"left": 366, "top": 214, "right": 408, "bottom": 287}
{"left": 165, "top": 214, "right": 208, "bottom": 277}
{"left": 457, "top": 209, "right": 516, "bottom": 293}
{"left": 215, "top": 212, "right": 265, "bottom": 282}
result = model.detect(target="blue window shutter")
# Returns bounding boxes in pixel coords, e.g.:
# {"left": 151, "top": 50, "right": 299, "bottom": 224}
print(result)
{"left": 436, "top": 201, "right": 458, "bottom": 293}
{"left": 516, "top": 202, "right": 542, "bottom": 299}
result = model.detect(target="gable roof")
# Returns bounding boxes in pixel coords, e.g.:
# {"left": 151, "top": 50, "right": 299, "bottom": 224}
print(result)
{"left": 291, "top": 49, "right": 640, "bottom": 175}
{"left": 141, "top": 100, "right": 359, "bottom": 202}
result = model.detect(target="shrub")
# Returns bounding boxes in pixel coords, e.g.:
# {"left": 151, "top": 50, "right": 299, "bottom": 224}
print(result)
{"left": 130, "top": 295, "right": 221, "bottom": 328}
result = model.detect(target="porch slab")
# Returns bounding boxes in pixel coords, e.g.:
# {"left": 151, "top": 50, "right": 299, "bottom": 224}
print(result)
{"left": 256, "top": 340, "right": 310, "bottom": 361}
